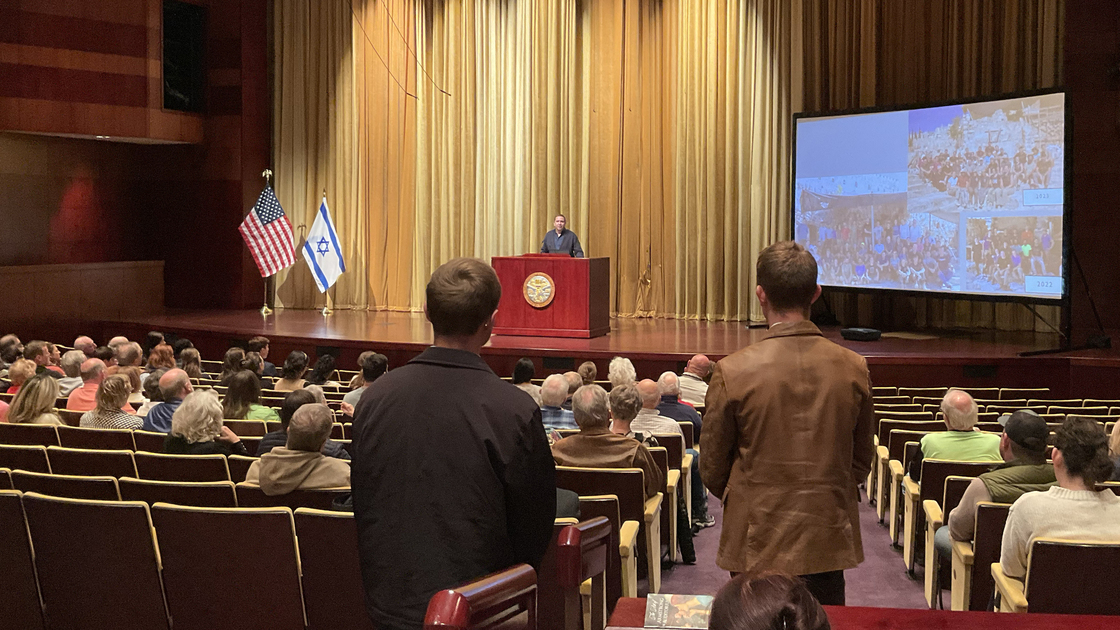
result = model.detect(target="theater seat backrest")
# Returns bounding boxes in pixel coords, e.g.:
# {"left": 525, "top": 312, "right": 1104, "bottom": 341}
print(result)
{"left": 293, "top": 508, "right": 375, "bottom": 630}
{"left": 0, "top": 491, "right": 45, "bottom": 630}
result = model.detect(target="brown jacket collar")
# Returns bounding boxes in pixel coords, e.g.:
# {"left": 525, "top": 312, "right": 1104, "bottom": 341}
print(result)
{"left": 761, "top": 320, "right": 823, "bottom": 341}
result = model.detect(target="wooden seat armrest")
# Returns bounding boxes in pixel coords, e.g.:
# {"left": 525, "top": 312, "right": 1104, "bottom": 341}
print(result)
{"left": 580, "top": 578, "right": 591, "bottom": 596}
{"left": 681, "top": 453, "right": 693, "bottom": 470}
{"left": 666, "top": 470, "right": 680, "bottom": 492}
{"left": 951, "top": 539, "right": 974, "bottom": 566}
{"left": 923, "top": 500, "right": 943, "bottom": 529}
{"left": 889, "top": 459, "right": 904, "bottom": 480}
{"left": 902, "top": 476, "right": 920, "bottom": 499}
{"left": 643, "top": 494, "right": 662, "bottom": 525}
{"left": 619, "top": 521, "right": 639, "bottom": 558}
{"left": 990, "top": 563, "right": 1029, "bottom": 613}
{"left": 877, "top": 445, "right": 889, "bottom": 463}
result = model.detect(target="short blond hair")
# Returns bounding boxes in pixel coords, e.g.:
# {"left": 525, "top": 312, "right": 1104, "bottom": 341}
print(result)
{"left": 7, "top": 359, "right": 36, "bottom": 387}
{"left": 171, "top": 389, "right": 224, "bottom": 444}
{"left": 95, "top": 374, "right": 132, "bottom": 413}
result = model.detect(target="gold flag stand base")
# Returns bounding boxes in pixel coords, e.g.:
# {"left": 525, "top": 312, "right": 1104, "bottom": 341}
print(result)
{"left": 260, "top": 304, "right": 273, "bottom": 316}
{"left": 321, "top": 290, "right": 334, "bottom": 317}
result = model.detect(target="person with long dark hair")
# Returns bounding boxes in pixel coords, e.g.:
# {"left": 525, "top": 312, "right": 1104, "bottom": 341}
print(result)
{"left": 274, "top": 351, "right": 309, "bottom": 392}
{"left": 221, "top": 371, "right": 279, "bottom": 421}
{"left": 304, "top": 354, "right": 341, "bottom": 388}
{"left": 999, "top": 416, "right": 1120, "bottom": 581}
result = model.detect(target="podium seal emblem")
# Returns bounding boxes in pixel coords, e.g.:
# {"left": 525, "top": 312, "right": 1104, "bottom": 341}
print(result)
{"left": 523, "top": 272, "right": 555, "bottom": 308}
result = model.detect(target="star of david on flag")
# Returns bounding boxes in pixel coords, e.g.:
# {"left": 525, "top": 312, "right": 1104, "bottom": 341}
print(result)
{"left": 301, "top": 198, "right": 346, "bottom": 293}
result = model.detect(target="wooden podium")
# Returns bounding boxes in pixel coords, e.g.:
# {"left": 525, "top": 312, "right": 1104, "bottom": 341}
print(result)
{"left": 491, "top": 254, "right": 610, "bottom": 338}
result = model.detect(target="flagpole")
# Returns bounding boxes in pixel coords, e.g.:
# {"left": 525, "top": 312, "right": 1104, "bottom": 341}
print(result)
{"left": 320, "top": 188, "right": 333, "bottom": 317}
{"left": 260, "top": 168, "right": 275, "bottom": 317}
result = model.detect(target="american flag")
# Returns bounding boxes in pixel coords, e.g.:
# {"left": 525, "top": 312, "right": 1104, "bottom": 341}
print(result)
{"left": 239, "top": 186, "right": 295, "bottom": 277}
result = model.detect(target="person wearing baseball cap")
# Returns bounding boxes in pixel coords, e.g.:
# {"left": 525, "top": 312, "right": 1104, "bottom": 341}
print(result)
{"left": 933, "top": 409, "right": 1056, "bottom": 558}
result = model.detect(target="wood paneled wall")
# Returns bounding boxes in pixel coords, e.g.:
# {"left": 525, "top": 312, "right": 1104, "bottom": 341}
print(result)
{"left": 1064, "top": 2, "right": 1120, "bottom": 342}
{"left": 0, "top": 261, "right": 163, "bottom": 322}
{"left": 0, "top": 0, "right": 270, "bottom": 310}
{"left": 0, "top": 0, "right": 202, "bottom": 143}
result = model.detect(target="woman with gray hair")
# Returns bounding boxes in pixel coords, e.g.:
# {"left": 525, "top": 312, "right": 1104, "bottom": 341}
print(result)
{"left": 607, "top": 356, "right": 636, "bottom": 389}
{"left": 164, "top": 389, "right": 249, "bottom": 456}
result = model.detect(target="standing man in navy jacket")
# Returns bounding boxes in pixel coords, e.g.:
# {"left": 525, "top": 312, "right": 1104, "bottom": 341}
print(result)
{"left": 540, "top": 214, "right": 584, "bottom": 257}
{"left": 351, "top": 257, "right": 557, "bottom": 630}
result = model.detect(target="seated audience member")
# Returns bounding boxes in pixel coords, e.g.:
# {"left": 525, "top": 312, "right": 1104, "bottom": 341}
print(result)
{"left": 632, "top": 379, "right": 685, "bottom": 437}
{"left": 655, "top": 371, "right": 702, "bottom": 433}
{"left": 111, "top": 366, "right": 145, "bottom": 408}
{"left": 578, "top": 361, "right": 597, "bottom": 386}
{"left": 274, "top": 350, "right": 309, "bottom": 391}
{"left": 6, "top": 359, "right": 36, "bottom": 394}
{"left": 678, "top": 353, "right": 712, "bottom": 407}
{"left": 258, "top": 389, "right": 349, "bottom": 459}
{"left": 909, "top": 389, "right": 1000, "bottom": 481}
{"left": 940, "top": 410, "right": 1055, "bottom": 557}
{"left": 222, "top": 371, "right": 280, "bottom": 421}
{"left": 57, "top": 350, "right": 86, "bottom": 395}
{"left": 552, "top": 384, "right": 662, "bottom": 499}
{"left": 142, "top": 368, "right": 193, "bottom": 433}
{"left": 94, "top": 345, "right": 118, "bottom": 367}
{"left": 7, "top": 374, "right": 63, "bottom": 425}
{"left": 247, "top": 335, "right": 277, "bottom": 377}
{"left": 241, "top": 351, "right": 274, "bottom": 389}
{"left": 608, "top": 384, "right": 649, "bottom": 442}
{"left": 710, "top": 573, "right": 830, "bottom": 630}
{"left": 24, "top": 341, "right": 62, "bottom": 378}
{"left": 67, "top": 358, "right": 107, "bottom": 411}
{"left": 118, "top": 342, "right": 144, "bottom": 368}
{"left": 561, "top": 371, "right": 581, "bottom": 410}
{"left": 0, "top": 400, "right": 7, "bottom": 422}
{"left": 304, "top": 354, "right": 342, "bottom": 388}
{"left": 136, "top": 368, "right": 168, "bottom": 417}
{"left": 143, "top": 331, "right": 165, "bottom": 361}
{"left": 656, "top": 371, "right": 712, "bottom": 528}
{"left": 218, "top": 347, "right": 245, "bottom": 385}
{"left": 0, "top": 334, "right": 23, "bottom": 371}
{"left": 540, "top": 373, "right": 578, "bottom": 430}
{"left": 144, "top": 343, "right": 176, "bottom": 376}
{"left": 164, "top": 389, "right": 250, "bottom": 456}
{"left": 79, "top": 375, "right": 142, "bottom": 430}
{"left": 343, "top": 352, "right": 388, "bottom": 407}
{"left": 47, "top": 343, "right": 62, "bottom": 368}
{"left": 1000, "top": 416, "right": 1120, "bottom": 581}
{"left": 107, "top": 336, "right": 130, "bottom": 351}
{"left": 171, "top": 337, "right": 194, "bottom": 362}
{"left": 511, "top": 358, "right": 542, "bottom": 406}
{"left": 179, "top": 348, "right": 204, "bottom": 380}
{"left": 607, "top": 356, "right": 637, "bottom": 389}
{"left": 244, "top": 403, "right": 351, "bottom": 494}
{"left": 304, "top": 384, "right": 327, "bottom": 404}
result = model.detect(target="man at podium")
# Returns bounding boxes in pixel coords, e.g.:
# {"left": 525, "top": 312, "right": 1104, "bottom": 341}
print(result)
{"left": 540, "top": 214, "right": 584, "bottom": 257}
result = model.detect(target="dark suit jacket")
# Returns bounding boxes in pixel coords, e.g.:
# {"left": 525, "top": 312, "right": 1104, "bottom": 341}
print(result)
{"left": 540, "top": 228, "right": 584, "bottom": 257}
{"left": 351, "top": 346, "right": 557, "bottom": 630}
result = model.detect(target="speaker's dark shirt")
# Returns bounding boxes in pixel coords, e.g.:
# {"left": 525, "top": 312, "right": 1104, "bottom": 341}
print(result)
{"left": 351, "top": 346, "right": 556, "bottom": 630}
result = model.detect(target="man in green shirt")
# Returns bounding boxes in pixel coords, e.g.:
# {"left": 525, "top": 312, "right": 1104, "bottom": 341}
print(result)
{"left": 908, "top": 389, "right": 1001, "bottom": 481}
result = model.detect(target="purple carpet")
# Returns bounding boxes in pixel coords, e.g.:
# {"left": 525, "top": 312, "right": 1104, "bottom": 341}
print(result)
{"left": 652, "top": 490, "right": 928, "bottom": 608}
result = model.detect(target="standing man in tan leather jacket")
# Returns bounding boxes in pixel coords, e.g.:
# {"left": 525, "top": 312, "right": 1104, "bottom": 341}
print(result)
{"left": 700, "top": 241, "right": 875, "bottom": 606}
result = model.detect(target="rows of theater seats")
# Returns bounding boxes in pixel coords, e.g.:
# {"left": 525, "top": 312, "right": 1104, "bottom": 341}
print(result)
{"left": 0, "top": 351, "right": 699, "bottom": 630}
{"left": 866, "top": 385, "right": 1120, "bottom": 615}
{"left": 0, "top": 485, "right": 614, "bottom": 630}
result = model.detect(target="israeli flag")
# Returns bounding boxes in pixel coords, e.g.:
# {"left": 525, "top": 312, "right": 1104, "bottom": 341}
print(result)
{"left": 302, "top": 199, "right": 346, "bottom": 293}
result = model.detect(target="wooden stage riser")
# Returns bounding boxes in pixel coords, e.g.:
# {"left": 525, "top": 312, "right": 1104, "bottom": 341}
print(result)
{"left": 93, "top": 323, "right": 1120, "bottom": 401}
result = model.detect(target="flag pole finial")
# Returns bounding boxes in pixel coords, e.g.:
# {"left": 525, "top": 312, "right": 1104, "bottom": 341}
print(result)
{"left": 262, "top": 168, "right": 273, "bottom": 183}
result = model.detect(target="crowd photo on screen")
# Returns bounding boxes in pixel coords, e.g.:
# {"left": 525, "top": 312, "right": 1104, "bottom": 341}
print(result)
{"left": 793, "top": 93, "right": 1065, "bottom": 299}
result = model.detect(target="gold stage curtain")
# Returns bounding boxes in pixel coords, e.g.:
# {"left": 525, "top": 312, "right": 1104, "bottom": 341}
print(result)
{"left": 274, "top": 1, "right": 1062, "bottom": 328}
{"left": 272, "top": 0, "right": 364, "bottom": 309}
{"left": 801, "top": 0, "right": 1065, "bottom": 332}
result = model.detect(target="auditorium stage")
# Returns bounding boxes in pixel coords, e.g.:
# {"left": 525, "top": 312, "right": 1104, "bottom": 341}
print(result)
{"left": 98, "top": 309, "right": 1120, "bottom": 399}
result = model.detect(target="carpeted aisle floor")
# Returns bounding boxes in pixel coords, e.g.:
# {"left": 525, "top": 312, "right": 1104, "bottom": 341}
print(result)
{"left": 655, "top": 490, "right": 928, "bottom": 609}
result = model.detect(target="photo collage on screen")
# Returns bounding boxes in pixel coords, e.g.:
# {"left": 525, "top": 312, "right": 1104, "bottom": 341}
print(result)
{"left": 794, "top": 93, "right": 1064, "bottom": 299}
